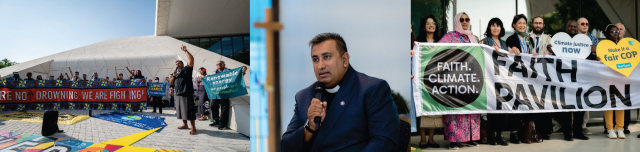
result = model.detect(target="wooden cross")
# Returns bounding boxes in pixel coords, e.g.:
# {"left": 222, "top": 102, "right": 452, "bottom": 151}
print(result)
{"left": 253, "top": 8, "right": 283, "bottom": 152}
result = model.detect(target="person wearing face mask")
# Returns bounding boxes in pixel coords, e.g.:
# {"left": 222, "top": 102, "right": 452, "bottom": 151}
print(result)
{"left": 480, "top": 17, "right": 511, "bottom": 146}
{"left": 438, "top": 12, "right": 481, "bottom": 150}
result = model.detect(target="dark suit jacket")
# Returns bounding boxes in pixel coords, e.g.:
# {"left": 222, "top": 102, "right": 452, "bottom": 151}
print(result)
{"left": 281, "top": 66, "right": 400, "bottom": 152}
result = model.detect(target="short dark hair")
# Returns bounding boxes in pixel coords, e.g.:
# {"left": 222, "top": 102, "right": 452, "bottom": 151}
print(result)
{"left": 176, "top": 60, "right": 183, "bottom": 64}
{"left": 511, "top": 14, "right": 528, "bottom": 29}
{"left": 532, "top": 16, "right": 543, "bottom": 22}
{"left": 155, "top": 77, "right": 159, "bottom": 80}
{"left": 484, "top": 18, "right": 505, "bottom": 38}
{"left": 309, "top": 32, "right": 347, "bottom": 56}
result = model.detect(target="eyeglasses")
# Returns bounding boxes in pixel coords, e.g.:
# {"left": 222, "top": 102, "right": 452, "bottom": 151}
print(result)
{"left": 581, "top": 23, "right": 589, "bottom": 26}
{"left": 425, "top": 22, "right": 436, "bottom": 25}
{"left": 459, "top": 18, "right": 470, "bottom": 23}
{"left": 533, "top": 22, "right": 543, "bottom": 25}
{"left": 216, "top": 63, "right": 224, "bottom": 65}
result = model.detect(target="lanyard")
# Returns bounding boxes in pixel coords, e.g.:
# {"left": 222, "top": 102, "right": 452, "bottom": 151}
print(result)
{"left": 517, "top": 35, "right": 528, "bottom": 54}
{"left": 457, "top": 32, "right": 468, "bottom": 43}
{"left": 490, "top": 38, "right": 504, "bottom": 50}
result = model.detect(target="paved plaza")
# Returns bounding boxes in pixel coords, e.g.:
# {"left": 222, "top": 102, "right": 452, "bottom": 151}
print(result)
{"left": 411, "top": 111, "right": 640, "bottom": 152}
{"left": 0, "top": 108, "right": 250, "bottom": 152}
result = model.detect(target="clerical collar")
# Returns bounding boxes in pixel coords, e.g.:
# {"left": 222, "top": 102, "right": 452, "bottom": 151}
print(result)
{"left": 326, "top": 85, "right": 340, "bottom": 93}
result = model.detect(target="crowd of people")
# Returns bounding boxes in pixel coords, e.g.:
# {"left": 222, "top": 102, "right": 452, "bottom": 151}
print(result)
{"left": 412, "top": 12, "right": 637, "bottom": 150}
{"left": 3, "top": 44, "right": 248, "bottom": 135}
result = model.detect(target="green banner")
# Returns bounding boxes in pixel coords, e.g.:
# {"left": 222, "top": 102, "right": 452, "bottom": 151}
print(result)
{"left": 203, "top": 67, "right": 248, "bottom": 99}
{"left": 416, "top": 45, "right": 487, "bottom": 113}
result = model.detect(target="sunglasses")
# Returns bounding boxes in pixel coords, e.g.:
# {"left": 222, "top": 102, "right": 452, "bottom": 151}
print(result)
{"left": 611, "top": 31, "right": 620, "bottom": 35}
{"left": 581, "top": 23, "right": 589, "bottom": 26}
{"left": 459, "top": 18, "right": 470, "bottom": 23}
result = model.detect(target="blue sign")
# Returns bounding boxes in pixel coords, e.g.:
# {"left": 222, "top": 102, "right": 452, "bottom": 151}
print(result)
{"left": 202, "top": 67, "right": 248, "bottom": 99}
{"left": 92, "top": 111, "right": 167, "bottom": 132}
{"left": 147, "top": 82, "right": 167, "bottom": 97}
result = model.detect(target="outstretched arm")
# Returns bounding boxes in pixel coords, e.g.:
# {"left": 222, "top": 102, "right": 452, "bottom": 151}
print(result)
{"left": 64, "top": 73, "right": 70, "bottom": 80}
{"left": 114, "top": 67, "right": 119, "bottom": 79}
{"left": 181, "top": 44, "right": 194, "bottom": 67}
{"left": 125, "top": 66, "right": 135, "bottom": 76}
{"left": 67, "top": 67, "right": 73, "bottom": 76}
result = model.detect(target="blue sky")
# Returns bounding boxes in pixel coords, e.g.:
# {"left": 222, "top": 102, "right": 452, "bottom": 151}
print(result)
{"left": 0, "top": 0, "right": 156, "bottom": 63}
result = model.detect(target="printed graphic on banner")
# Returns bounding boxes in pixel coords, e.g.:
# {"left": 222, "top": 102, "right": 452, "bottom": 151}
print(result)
{"left": 415, "top": 44, "right": 487, "bottom": 113}
{"left": 549, "top": 32, "right": 593, "bottom": 59}
{"left": 597, "top": 38, "right": 640, "bottom": 77}
{"left": 92, "top": 111, "right": 167, "bottom": 132}
{"left": 0, "top": 79, "right": 146, "bottom": 89}
{"left": 147, "top": 82, "right": 167, "bottom": 97}
{"left": 413, "top": 43, "right": 640, "bottom": 115}
{"left": 0, "top": 129, "right": 195, "bottom": 152}
{"left": 203, "top": 67, "right": 248, "bottom": 99}
{"left": 0, "top": 112, "right": 89, "bottom": 125}
{"left": 0, "top": 88, "right": 147, "bottom": 103}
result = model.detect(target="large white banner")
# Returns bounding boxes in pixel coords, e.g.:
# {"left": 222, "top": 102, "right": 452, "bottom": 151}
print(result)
{"left": 412, "top": 43, "right": 640, "bottom": 116}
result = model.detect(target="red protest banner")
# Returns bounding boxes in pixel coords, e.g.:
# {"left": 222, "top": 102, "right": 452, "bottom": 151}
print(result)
{"left": 0, "top": 87, "right": 147, "bottom": 103}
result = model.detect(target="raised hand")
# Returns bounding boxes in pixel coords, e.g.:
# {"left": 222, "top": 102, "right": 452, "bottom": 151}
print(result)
{"left": 181, "top": 44, "right": 188, "bottom": 52}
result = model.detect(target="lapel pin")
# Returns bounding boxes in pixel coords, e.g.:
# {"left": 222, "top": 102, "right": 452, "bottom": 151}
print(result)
{"left": 340, "top": 101, "right": 345, "bottom": 106}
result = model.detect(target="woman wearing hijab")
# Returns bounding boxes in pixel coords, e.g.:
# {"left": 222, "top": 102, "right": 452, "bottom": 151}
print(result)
{"left": 414, "top": 15, "right": 442, "bottom": 149}
{"left": 437, "top": 12, "right": 480, "bottom": 150}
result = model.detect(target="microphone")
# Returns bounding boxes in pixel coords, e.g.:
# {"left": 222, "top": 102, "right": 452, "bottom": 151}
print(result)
{"left": 314, "top": 82, "right": 325, "bottom": 131}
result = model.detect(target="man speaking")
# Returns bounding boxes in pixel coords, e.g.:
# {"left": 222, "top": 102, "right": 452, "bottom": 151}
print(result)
{"left": 281, "top": 33, "right": 400, "bottom": 152}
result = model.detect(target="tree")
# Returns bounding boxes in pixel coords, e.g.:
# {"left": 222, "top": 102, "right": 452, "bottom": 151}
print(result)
{"left": 0, "top": 58, "right": 18, "bottom": 69}
{"left": 412, "top": 0, "right": 452, "bottom": 40}
{"left": 391, "top": 90, "right": 409, "bottom": 115}
{"left": 530, "top": 0, "right": 611, "bottom": 36}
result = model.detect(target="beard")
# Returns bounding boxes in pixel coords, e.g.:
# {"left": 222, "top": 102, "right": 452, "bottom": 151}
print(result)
{"left": 533, "top": 27, "right": 543, "bottom": 34}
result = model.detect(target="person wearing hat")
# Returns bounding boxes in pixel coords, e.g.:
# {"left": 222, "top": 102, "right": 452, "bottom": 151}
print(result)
{"left": 48, "top": 75, "right": 55, "bottom": 80}
{"left": 25, "top": 72, "right": 35, "bottom": 81}
{"left": 10, "top": 72, "right": 22, "bottom": 81}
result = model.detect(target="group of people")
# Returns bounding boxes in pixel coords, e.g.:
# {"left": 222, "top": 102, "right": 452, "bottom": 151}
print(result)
{"left": 4, "top": 66, "right": 146, "bottom": 83}
{"left": 3, "top": 44, "right": 248, "bottom": 135}
{"left": 412, "top": 12, "right": 637, "bottom": 150}
{"left": 168, "top": 44, "right": 248, "bottom": 135}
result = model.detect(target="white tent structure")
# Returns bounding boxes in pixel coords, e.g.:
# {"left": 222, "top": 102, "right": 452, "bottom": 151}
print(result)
{"left": 0, "top": 0, "right": 250, "bottom": 136}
